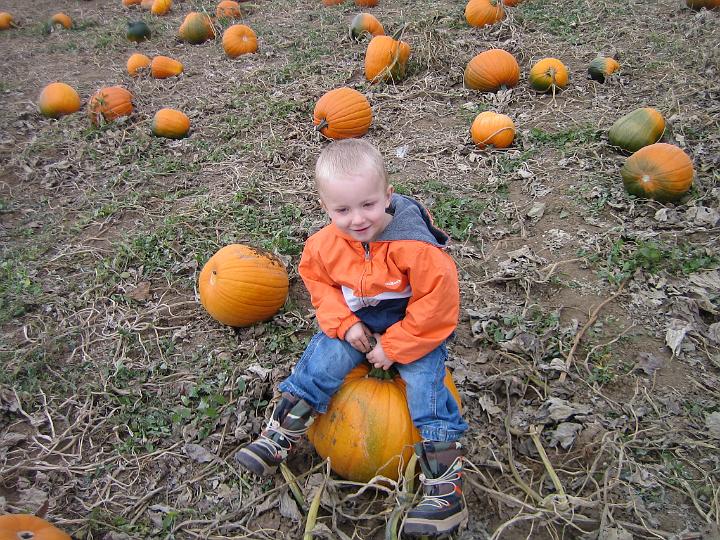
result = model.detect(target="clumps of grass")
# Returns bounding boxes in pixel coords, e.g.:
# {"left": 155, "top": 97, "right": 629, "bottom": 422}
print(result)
{"left": 529, "top": 126, "right": 601, "bottom": 148}
{"left": 422, "top": 180, "right": 487, "bottom": 242}
{"left": 581, "top": 238, "right": 719, "bottom": 285}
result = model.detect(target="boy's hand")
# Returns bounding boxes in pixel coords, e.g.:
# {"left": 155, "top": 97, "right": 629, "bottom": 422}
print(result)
{"left": 367, "top": 333, "right": 393, "bottom": 370}
{"left": 345, "top": 322, "right": 373, "bottom": 353}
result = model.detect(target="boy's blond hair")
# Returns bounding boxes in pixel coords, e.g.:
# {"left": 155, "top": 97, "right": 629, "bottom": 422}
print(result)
{"left": 315, "top": 139, "right": 388, "bottom": 193}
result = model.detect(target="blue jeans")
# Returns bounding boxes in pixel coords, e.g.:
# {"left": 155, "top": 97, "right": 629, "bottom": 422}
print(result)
{"left": 279, "top": 332, "right": 468, "bottom": 442}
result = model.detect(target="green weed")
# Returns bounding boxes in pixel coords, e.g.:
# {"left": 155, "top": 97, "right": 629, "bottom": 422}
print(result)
{"left": 530, "top": 126, "right": 600, "bottom": 148}
{"left": 423, "top": 181, "right": 486, "bottom": 241}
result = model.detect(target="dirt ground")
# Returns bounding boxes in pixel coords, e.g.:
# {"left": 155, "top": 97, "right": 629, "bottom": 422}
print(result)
{"left": 1, "top": 0, "right": 719, "bottom": 538}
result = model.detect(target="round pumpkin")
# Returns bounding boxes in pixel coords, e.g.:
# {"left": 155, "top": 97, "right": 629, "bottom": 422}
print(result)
{"left": 465, "top": 0, "right": 504, "bottom": 27}
{"left": 313, "top": 87, "right": 372, "bottom": 139}
{"left": 216, "top": 0, "right": 242, "bottom": 18}
{"left": 0, "top": 12, "right": 17, "bottom": 29}
{"left": 621, "top": 143, "right": 694, "bottom": 203}
{"left": 127, "top": 53, "right": 151, "bottom": 77}
{"left": 38, "top": 82, "right": 81, "bottom": 119}
{"left": 686, "top": 0, "right": 720, "bottom": 8}
{"left": 365, "top": 35, "right": 411, "bottom": 83}
{"left": 529, "top": 57, "right": 569, "bottom": 92}
{"left": 127, "top": 20, "right": 151, "bottom": 42}
{"left": 151, "top": 0, "right": 172, "bottom": 15}
{"left": 307, "top": 362, "right": 463, "bottom": 482}
{"left": 151, "top": 55, "right": 184, "bottom": 78}
{"left": 350, "top": 13, "right": 384, "bottom": 40}
{"left": 50, "top": 13, "right": 73, "bottom": 29}
{"left": 502, "top": 0, "right": 523, "bottom": 5}
{"left": 198, "top": 244, "right": 289, "bottom": 327}
{"left": 0, "top": 514, "right": 72, "bottom": 540}
{"left": 122, "top": 0, "right": 142, "bottom": 6}
{"left": 608, "top": 107, "right": 665, "bottom": 153}
{"left": 471, "top": 111, "right": 515, "bottom": 149}
{"left": 88, "top": 86, "right": 133, "bottom": 126}
{"left": 355, "top": 0, "right": 378, "bottom": 6}
{"left": 152, "top": 108, "right": 190, "bottom": 139}
{"left": 222, "top": 24, "right": 258, "bottom": 57}
{"left": 464, "top": 49, "right": 519, "bottom": 92}
{"left": 322, "top": 0, "right": 344, "bottom": 5}
{"left": 588, "top": 56, "right": 619, "bottom": 83}
{"left": 179, "top": 12, "right": 215, "bottom": 44}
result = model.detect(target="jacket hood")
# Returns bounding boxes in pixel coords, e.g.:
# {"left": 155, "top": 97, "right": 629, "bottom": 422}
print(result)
{"left": 375, "top": 194, "right": 449, "bottom": 247}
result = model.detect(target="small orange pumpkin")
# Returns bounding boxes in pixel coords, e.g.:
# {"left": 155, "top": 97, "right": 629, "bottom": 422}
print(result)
{"left": 127, "top": 53, "right": 151, "bottom": 77}
{"left": 365, "top": 35, "right": 411, "bottom": 83}
{"left": 198, "top": 244, "right": 289, "bottom": 327}
{"left": 502, "top": 0, "right": 523, "bottom": 5}
{"left": 151, "top": 55, "right": 184, "bottom": 78}
{"left": 621, "top": 143, "right": 694, "bottom": 203}
{"left": 307, "top": 362, "right": 463, "bottom": 482}
{"left": 464, "top": 49, "right": 519, "bottom": 92}
{"left": 122, "top": 0, "right": 142, "bottom": 6}
{"left": 355, "top": 0, "right": 378, "bottom": 6}
{"left": 314, "top": 87, "right": 372, "bottom": 139}
{"left": 179, "top": 12, "right": 215, "bottom": 44}
{"left": 350, "top": 13, "right": 384, "bottom": 40}
{"left": 50, "top": 13, "right": 73, "bottom": 29}
{"left": 152, "top": 108, "right": 190, "bottom": 139}
{"left": 322, "top": 0, "right": 344, "bottom": 5}
{"left": 465, "top": 0, "right": 504, "bottom": 27}
{"left": 471, "top": 111, "right": 515, "bottom": 149}
{"left": 0, "top": 514, "right": 72, "bottom": 540}
{"left": 88, "top": 86, "right": 133, "bottom": 126}
{"left": 222, "top": 24, "right": 258, "bottom": 57}
{"left": 0, "top": 12, "right": 17, "bottom": 29}
{"left": 216, "top": 0, "right": 242, "bottom": 18}
{"left": 151, "top": 0, "right": 172, "bottom": 15}
{"left": 529, "top": 57, "right": 569, "bottom": 92}
{"left": 38, "top": 82, "right": 81, "bottom": 118}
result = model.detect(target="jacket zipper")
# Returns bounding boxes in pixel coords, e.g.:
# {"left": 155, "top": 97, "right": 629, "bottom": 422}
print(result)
{"left": 360, "top": 242, "right": 371, "bottom": 307}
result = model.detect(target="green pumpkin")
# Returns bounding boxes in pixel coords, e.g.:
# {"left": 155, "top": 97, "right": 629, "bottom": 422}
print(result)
{"left": 608, "top": 107, "right": 665, "bottom": 153}
{"left": 127, "top": 21, "right": 151, "bottom": 42}
{"left": 588, "top": 56, "right": 619, "bottom": 83}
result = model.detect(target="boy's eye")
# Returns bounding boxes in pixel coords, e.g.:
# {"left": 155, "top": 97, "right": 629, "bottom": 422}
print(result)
{"left": 363, "top": 202, "right": 375, "bottom": 208}
{"left": 335, "top": 208, "right": 348, "bottom": 214}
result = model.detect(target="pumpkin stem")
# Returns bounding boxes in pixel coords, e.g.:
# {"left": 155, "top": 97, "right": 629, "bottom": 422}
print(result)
{"left": 315, "top": 118, "right": 328, "bottom": 132}
{"left": 368, "top": 365, "right": 397, "bottom": 379}
{"left": 391, "top": 22, "right": 408, "bottom": 41}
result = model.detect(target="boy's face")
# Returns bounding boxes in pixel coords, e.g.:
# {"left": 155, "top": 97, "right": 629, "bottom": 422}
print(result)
{"left": 319, "top": 168, "right": 394, "bottom": 243}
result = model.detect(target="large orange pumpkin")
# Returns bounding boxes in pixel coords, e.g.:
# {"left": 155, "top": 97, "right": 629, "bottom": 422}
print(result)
{"left": 88, "top": 86, "right": 133, "bottom": 125}
{"left": 152, "top": 108, "right": 190, "bottom": 139}
{"left": 350, "top": 12, "right": 384, "bottom": 40}
{"left": 216, "top": 0, "right": 242, "bottom": 18}
{"left": 151, "top": 0, "right": 172, "bottom": 15}
{"left": 38, "top": 82, "right": 81, "bottom": 118}
{"left": 0, "top": 12, "right": 17, "bottom": 29}
{"left": 50, "top": 13, "right": 73, "bottom": 29}
{"left": 307, "top": 362, "right": 463, "bottom": 482}
{"left": 364, "top": 35, "right": 411, "bottom": 83}
{"left": 621, "top": 143, "right": 694, "bottom": 203}
{"left": 465, "top": 0, "right": 504, "bottom": 27}
{"left": 179, "top": 12, "right": 215, "bottom": 44}
{"left": 471, "top": 111, "right": 515, "bottom": 149}
{"left": 0, "top": 514, "right": 72, "bottom": 540}
{"left": 686, "top": 0, "right": 720, "bottom": 8}
{"left": 198, "top": 244, "right": 289, "bottom": 327}
{"left": 222, "top": 24, "right": 258, "bottom": 57}
{"left": 313, "top": 87, "right": 372, "bottom": 139}
{"left": 355, "top": 0, "right": 378, "bottom": 6}
{"left": 529, "top": 58, "right": 569, "bottom": 92}
{"left": 127, "top": 53, "right": 151, "bottom": 77}
{"left": 151, "top": 55, "right": 184, "bottom": 78}
{"left": 464, "top": 49, "right": 519, "bottom": 92}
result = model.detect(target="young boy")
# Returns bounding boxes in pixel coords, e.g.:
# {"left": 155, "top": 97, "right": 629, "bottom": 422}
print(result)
{"left": 235, "top": 139, "right": 469, "bottom": 537}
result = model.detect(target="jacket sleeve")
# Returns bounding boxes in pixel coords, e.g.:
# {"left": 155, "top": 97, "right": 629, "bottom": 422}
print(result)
{"left": 298, "top": 242, "right": 360, "bottom": 339}
{"left": 381, "top": 244, "right": 459, "bottom": 363}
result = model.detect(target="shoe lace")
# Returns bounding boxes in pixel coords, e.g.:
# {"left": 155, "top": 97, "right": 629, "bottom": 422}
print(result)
{"left": 254, "top": 418, "right": 307, "bottom": 456}
{"left": 416, "top": 456, "right": 463, "bottom": 509}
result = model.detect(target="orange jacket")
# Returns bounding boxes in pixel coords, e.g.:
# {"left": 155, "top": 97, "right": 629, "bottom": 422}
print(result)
{"left": 298, "top": 195, "right": 460, "bottom": 364}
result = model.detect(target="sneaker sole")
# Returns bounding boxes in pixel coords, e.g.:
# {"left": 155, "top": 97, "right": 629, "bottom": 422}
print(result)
{"left": 234, "top": 447, "right": 279, "bottom": 476}
{"left": 402, "top": 507, "right": 469, "bottom": 537}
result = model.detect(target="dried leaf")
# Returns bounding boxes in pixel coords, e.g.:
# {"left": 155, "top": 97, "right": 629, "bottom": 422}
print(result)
{"left": 537, "top": 397, "right": 591, "bottom": 423}
{"left": 634, "top": 352, "right": 665, "bottom": 376}
{"left": 665, "top": 319, "right": 692, "bottom": 356}
{"left": 599, "top": 526, "right": 633, "bottom": 540}
{"left": 279, "top": 490, "right": 303, "bottom": 522}
{"left": 706, "top": 412, "right": 720, "bottom": 439}
{"left": 127, "top": 281, "right": 152, "bottom": 302}
{"left": 547, "top": 422, "right": 582, "bottom": 449}
{"left": 183, "top": 443, "right": 215, "bottom": 463}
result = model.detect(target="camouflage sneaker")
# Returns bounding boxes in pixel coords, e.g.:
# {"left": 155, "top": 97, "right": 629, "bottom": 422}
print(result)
{"left": 235, "top": 394, "right": 314, "bottom": 476}
{"left": 403, "top": 441, "right": 468, "bottom": 538}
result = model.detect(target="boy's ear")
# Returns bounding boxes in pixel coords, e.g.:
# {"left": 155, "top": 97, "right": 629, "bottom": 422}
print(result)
{"left": 385, "top": 184, "right": 395, "bottom": 205}
{"left": 319, "top": 198, "right": 327, "bottom": 211}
